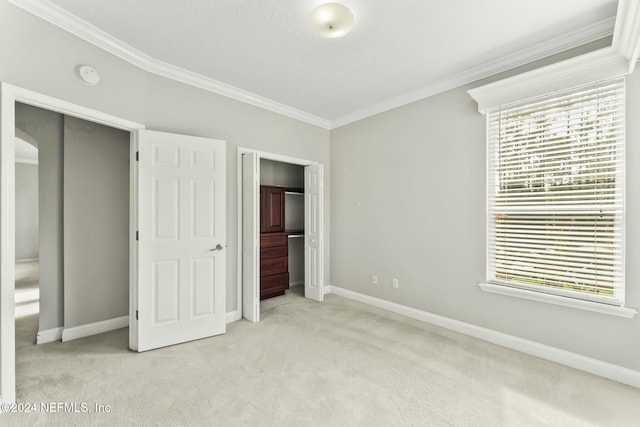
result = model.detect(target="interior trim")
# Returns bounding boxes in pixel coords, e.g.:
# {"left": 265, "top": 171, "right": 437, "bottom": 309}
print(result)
{"left": 6, "top": 0, "right": 331, "bottom": 130}
{"left": 61, "top": 315, "right": 129, "bottom": 342}
{"left": 7, "top": 0, "right": 618, "bottom": 130}
{"left": 613, "top": 0, "right": 640, "bottom": 71}
{"left": 331, "top": 17, "right": 615, "bottom": 128}
{"left": 467, "top": 46, "right": 628, "bottom": 113}
{"left": 478, "top": 282, "right": 637, "bottom": 319}
{"left": 226, "top": 310, "right": 241, "bottom": 323}
{"left": 36, "top": 326, "right": 63, "bottom": 344}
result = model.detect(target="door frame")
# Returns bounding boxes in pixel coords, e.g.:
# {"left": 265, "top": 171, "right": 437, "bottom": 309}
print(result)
{"left": 236, "top": 147, "right": 325, "bottom": 318}
{"left": 0, "top": 82, "right": 144, "bottom": 403}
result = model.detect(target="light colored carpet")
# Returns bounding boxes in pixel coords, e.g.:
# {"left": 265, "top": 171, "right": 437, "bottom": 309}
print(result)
{"left": 7, "top": 262, "right": 640, "bottom": 426}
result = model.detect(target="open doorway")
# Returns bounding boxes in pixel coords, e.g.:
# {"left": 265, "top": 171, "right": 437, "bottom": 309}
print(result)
{"left": 14, "top": 133, "right": 39, "bottom": 341}
{"left": 238, "top": 148, "right": 324, "bottom": 323}
{"left": 13, "top": 102, "right": 131, "bottom": 346}
{"left": 2, "top": 84, "right": 229, "bottom": 404}
{"left": 0, "top": 83, "right": 145, "bottom": 403}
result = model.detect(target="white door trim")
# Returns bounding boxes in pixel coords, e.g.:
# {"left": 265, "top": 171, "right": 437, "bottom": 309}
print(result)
{"left": 241, "top": 152, "right": 260, "bottom": 322}
{"left": 235, "top": 147, "right": 323, "bottom": 318}
{"left": 0, "top": 82, "right": 145, "bottom": 403}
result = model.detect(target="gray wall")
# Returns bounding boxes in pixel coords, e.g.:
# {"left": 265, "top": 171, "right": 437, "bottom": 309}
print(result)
{"left": 0, "top": 1, "right": 331, "bottom": 317}
{"left": 260, "top": 159, "right": 305, "bottom": 284}
{"left": 330, "top": 57, "right": 640, "bottom": 371}
{"left": 63, "top": 116, "right": 129, "bottom": 328}
{"left": 15, "top": 103, "right": 130, "bottom": 331}
{"left": 260, "top": 159, "right": 305, "bottom": 188}
{"left": 15, "top": 162, "right": 38, "bottom": 261}
{"left": 15, "top": 103, "right": 64, "bottom": 331}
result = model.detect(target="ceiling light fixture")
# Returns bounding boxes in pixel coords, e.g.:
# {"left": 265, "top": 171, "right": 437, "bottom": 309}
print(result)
{"left": 309, "top": 2, "right": 354, "bottom": 38}
{"left": 75, "top": 64, "right": 100, "bottom": 86}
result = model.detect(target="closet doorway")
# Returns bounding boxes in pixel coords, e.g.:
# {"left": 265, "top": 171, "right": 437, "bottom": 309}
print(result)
{"left": 238, "top": 148, "right": 324, "bottom": 322}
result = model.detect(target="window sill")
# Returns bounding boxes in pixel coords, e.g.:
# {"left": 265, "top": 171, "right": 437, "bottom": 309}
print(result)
{"left": 478, "top": 283, "right": 637, "bottom": 319}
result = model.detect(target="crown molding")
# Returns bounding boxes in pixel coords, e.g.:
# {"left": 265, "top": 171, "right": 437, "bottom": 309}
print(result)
{"left": 330, "top": 17, "right": 615, "bottom": 128}
{"left": 467, "top": 47, "right": 628, "bottom": 113}
{"left": 7, "top": 0, "right": 621, "bottom": 130}
{"left": 6, "top": 0, "right": 331, "bottom": 129}
{"left": 468, "top": 0, "right": 640, "bottom": 114}
{"left": 612, "top": 0, "right": 640, "bottom": 72}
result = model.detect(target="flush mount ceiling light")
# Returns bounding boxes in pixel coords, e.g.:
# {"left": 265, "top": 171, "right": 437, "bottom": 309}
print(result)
{"left": 75, "top": 64, "right": 100, "bottom": 86}
{"left": 309, "top": 2, "right": 354, "bottom": 38}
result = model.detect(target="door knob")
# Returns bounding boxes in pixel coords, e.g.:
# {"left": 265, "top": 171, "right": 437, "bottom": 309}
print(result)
{"left": 210, "top": 244, "right": 224, "bottom": 251}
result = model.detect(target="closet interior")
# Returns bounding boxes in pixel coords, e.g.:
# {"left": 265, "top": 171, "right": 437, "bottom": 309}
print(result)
{"left": 259, "top": 159, "right": 305, "bottom": 300}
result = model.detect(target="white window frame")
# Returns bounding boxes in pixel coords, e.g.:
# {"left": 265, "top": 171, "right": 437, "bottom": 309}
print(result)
{"left": 468, "top": 47, "right": 637, "bottom": 319}
{"left": 487, "top": 78, "right": 626, "bottom": 301}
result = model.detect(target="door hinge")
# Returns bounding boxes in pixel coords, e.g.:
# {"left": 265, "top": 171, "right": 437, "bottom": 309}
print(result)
{"left": 136, "top": 151, "right": 139, "bottom": 161}
{"left": 136, "top": 231, "right": 139, "bottom": 241}
{"left": 136, "top": 310, "right": 139, "bottom": 320}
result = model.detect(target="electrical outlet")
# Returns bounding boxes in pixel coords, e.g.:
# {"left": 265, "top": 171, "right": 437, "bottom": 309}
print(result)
{"left": 392, "top": 278, "right": 399, "bottom": 289}
{"left": 372, "top": 275, "right": 378, "bottom": 285}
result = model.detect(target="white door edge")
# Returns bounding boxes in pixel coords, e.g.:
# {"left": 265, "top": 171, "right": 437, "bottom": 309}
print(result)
{"left": 129, "top": 132, "right": 140, "bottom": 351}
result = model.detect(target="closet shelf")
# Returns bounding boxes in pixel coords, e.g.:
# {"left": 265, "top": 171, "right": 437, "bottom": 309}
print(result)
{"left": 262, "top": 230, "right": 304, "bottom": 237}
{"left": 284, "top": 187, "right": 304, "bottom": 195}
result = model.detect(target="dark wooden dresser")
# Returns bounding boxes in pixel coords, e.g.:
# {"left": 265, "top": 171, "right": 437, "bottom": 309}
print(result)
{"left": 259, "top": 185, "right": 303, "bottom": 300}
{"left": 260, "top": 233, "right": 289, "bottom": 299}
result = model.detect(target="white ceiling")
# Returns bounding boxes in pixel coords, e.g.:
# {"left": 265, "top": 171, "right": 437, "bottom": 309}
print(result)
{"left": 14, "top": 0, "right": 619, "bottom": 128}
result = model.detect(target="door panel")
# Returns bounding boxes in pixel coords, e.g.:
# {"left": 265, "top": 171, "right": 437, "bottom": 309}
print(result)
{"left": 305, "top": 164, "right": 323, "bottom": 302}
{"left": 154, "top": 177, "right": 179, "bottom": 239}
{"left": 192, "top": 257, "right": 215, "bottom": 317}
{"left": 262, "top": 186, "right": 285, "bottom": 232}
{"left": 137, "top": 130, "right": 226, "bottom": 352}
{"left": 192, "top": 180, "right": 214, "bottom": 238}
{"left": 153, "top": 260, "right": 179, "bottom": 323}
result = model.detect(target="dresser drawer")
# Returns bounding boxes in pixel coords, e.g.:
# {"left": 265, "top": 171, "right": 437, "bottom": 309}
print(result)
{"left": 260, "top": 272, "right": 288, "bottom": 300}
{"left": 261, "top": 256, "right": 288, "bottom": 276}
{"left": 261, "top": 245, "right": 288, "bottom": 260}
{"left": 260, "top": 234, "right": 287, "bottom": 248}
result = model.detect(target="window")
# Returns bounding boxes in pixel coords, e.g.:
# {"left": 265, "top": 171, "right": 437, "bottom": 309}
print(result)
{"left": 486, "top": 78, "right": 625, "bottom": 306}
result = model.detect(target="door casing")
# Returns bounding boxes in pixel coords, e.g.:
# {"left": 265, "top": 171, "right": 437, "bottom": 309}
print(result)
{"left": 236, "top": 147, "right": 326, "bottom": 320}
{"left": 0, "top": 83, "right": 145, "bottom": 403}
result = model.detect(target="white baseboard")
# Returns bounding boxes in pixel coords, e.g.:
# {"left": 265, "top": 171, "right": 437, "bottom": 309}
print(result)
{"left": 328, "top": 285, "right": 640, "bottom": 389}
{"left": 62, "top": 315, "right": 129, "bottom": 342}
{"left": 36, "top": 326, "right": 63, "bottom": 344}
{"left": 289, "top": 281, "right": 304, "bottom": 287}
{"left": 226, "top": 310, "right": 241, "bottom": 323}
{"left": 16, "top": 258, "right": 38, "bottom": 264}
{"left": 323, "top": 285, "right": 332, "bottom": 295}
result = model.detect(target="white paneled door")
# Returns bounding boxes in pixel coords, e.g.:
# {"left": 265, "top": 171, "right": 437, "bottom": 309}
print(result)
{"left": 304, "top": 163, "right": 323, "bottom": 302}
{"left": 137, "top": 130, "right": 226, "bottom": 351}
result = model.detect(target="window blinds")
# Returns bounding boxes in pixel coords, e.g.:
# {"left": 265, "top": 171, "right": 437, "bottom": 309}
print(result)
{"left": 487, "top": 78, "right": 625, "bottom": 305}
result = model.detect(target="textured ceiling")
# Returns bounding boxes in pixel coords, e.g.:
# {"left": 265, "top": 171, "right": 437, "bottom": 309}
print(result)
{"left": 43, "top": 0, "right": 619, "bottom": 125}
